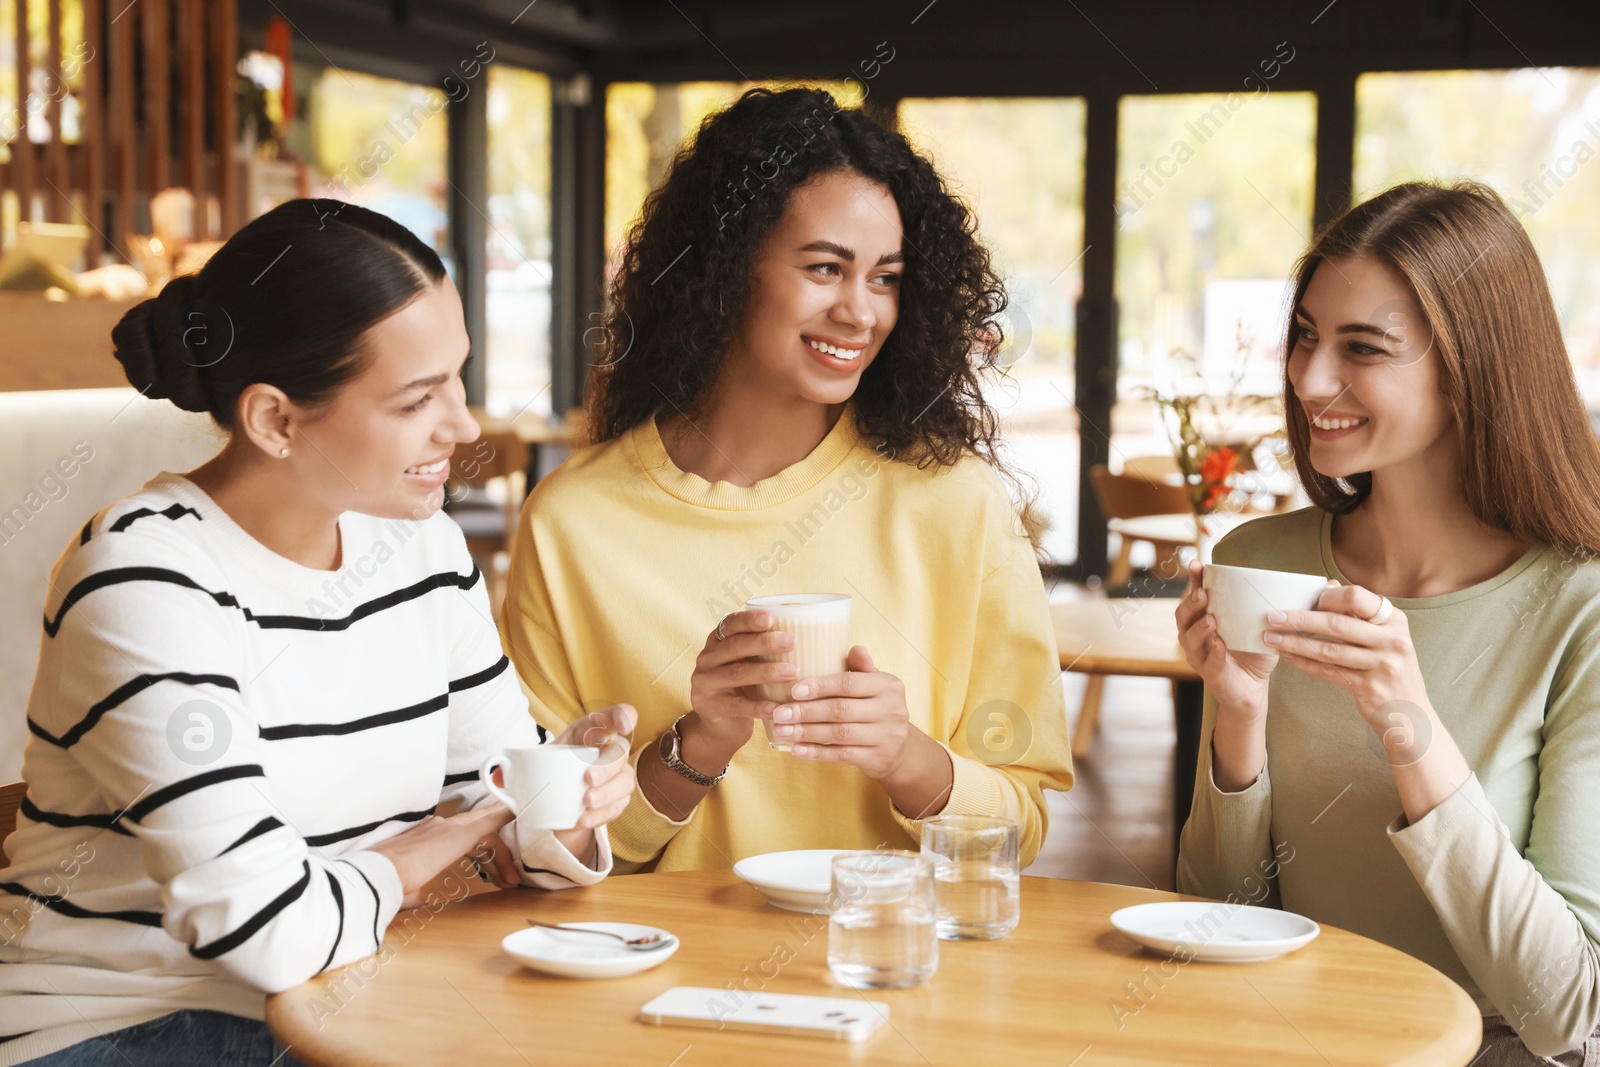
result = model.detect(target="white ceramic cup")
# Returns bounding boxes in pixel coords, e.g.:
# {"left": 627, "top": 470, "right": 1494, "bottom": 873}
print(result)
{"left": 480, "top": 744, "right": 598, "bottom": 830}
{"left": 744, "top": 593, "right": 852, "bottom": 750}
{"left": 1202, "top": 563, "right": 1331, "bottom": 654}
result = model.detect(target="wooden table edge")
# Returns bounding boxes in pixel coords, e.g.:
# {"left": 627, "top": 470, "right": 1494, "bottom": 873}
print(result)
{"left": 266, "top": 872, "right": 1487, "bottom": 1067}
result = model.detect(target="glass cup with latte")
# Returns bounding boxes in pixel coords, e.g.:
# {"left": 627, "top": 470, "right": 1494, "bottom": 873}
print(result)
{"left": 744, "top": 593, "right": 853, "bottom": 750}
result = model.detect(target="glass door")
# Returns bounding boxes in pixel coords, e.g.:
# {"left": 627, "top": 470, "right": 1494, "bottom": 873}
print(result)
{"left": 898, "top": 97, "right": 1088, "bottom": 565}
{"left": 1111, "top": 90, "right": 1316, "bottom": 568}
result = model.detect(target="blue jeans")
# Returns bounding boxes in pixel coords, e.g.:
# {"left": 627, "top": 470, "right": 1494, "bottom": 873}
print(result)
{"left": 21, "top": 1009, "right": 307, "bottom": 1066}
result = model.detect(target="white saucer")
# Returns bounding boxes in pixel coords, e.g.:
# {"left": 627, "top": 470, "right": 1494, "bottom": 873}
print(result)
{"left": 732, "top": 850, "right": 848, "bottom": 913}
{"left": 501, "top": 922, "right": 679, "bottom": 978}
{"left": 1110, "top": 902, "right": 1320, "bottom": 963}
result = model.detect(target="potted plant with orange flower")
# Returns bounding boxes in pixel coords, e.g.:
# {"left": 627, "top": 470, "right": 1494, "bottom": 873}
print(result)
{"left": 1142, "top": 347, "right": 1278, "bottom": 561}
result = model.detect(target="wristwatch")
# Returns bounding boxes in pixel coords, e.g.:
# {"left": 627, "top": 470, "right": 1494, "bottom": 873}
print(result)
{"left": 658, "top": 714, "right": 731, "bottom": 788}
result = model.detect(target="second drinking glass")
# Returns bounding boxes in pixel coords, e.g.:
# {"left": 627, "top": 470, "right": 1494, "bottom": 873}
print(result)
{"left": 827, "top": 850, "right": 938, "bottom": 989}
{"left": 921, "top": 815, "right": 1020, "bottom": 940}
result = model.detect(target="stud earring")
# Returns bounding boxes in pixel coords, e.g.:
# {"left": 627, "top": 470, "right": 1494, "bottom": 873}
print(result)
{"left": 279, "top": 448, "right": 289, "bottom": 457}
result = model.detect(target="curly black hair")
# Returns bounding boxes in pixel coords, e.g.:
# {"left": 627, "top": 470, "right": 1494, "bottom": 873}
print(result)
{"left": 588, "top": 86, "right": 1012, "bottom": 476}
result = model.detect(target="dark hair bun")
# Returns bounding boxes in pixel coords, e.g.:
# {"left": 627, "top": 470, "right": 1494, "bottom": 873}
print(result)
{"left": 109, "top": 200, "right": 447, "bottom": 430}
{"left": 111, "top": 273, "right": 210, "bottom": 413}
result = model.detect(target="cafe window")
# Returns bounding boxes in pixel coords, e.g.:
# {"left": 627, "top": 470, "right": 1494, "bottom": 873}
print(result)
{"left": 484, "top": 65, "right": 553, "bottom": 418}
{"left": 898, "top": 97, "right": 1088, "bottom": 565}
{"left": 1113, "top": 91, "right": 1315, "bottom": 472}
{"left": 604, "top": 80, "right": 857, "bottom": 268}
{"left": 291, "top": 65, "right": 451, "bottom": 262}
{"left": 0, "top": 0, "right": 87, "bottom": 238}
{"left": 1355, "top": 68, "right": 1600, "bottom": 408}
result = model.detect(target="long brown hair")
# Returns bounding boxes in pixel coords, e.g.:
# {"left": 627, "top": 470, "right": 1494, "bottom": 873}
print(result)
{"left": 1283, "top": 180, "right": 1600, "bottom": 557}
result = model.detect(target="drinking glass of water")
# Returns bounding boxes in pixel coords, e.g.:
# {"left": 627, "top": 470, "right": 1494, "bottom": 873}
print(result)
{"left": 921, "top": 815, "right": 1020, "bottom": 940}
{"left": 827, "top": 851, "right": 938, "bottom": 989}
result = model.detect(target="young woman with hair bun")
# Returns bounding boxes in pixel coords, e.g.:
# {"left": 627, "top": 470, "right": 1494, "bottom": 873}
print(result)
{"left": 0, "top": 199, "right": 635, "bottom": 1066}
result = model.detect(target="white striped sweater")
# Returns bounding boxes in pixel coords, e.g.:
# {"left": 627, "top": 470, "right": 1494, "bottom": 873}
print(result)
{"left": 0, "top": 472, "right": 610, "bottom": 1065}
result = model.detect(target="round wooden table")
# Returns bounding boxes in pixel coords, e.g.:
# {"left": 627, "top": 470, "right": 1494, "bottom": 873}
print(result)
{"left": 267, "top": 870, "right": 1482, "bottom": 1066}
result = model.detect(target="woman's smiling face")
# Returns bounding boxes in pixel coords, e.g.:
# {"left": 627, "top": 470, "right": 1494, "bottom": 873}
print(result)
{"left": 725, "top": 168, "right": 904, "bottom": 407}
{"left": 284, "top": 280, "right": 482, "bottom": 521}
{"left": 1288, "top": 255, "right": 1453, "bottom": 482}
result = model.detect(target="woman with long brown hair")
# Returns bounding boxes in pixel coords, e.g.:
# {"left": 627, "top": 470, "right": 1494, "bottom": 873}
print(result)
{"left": 1176, "top": 181, "right": 1600, "bottom": 1062}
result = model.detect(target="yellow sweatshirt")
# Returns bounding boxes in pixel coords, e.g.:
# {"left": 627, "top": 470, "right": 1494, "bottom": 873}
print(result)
{"left": 500, "top": 407, "right": 1073, "bottom": 872}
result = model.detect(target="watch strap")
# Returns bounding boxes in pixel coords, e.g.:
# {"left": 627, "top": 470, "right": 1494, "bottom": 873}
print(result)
{"left": 659, "top": 714, "right": 730, "bottom": 787}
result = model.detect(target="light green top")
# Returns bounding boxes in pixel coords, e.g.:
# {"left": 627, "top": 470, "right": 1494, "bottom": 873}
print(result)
{"left": 1177, "top": 506, "right": 1600, "bottom": 1058}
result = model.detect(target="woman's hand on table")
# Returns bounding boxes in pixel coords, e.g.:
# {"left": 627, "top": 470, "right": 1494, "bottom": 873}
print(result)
{"left": 1176, "top": 560, "right": 1279, "bottom": 718}
{"left": 687, "top": 610, "right": 794, "bottom": 754}
{"left": 549, "top": 704, "right": 638, "bottom": 864}
{"left": 369, "top": 804, "right": 519, "bottom": 908}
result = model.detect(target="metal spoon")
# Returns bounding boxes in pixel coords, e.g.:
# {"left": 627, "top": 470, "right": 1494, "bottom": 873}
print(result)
{"left": 524, "top": 920, "right": 674, "bottom": 951}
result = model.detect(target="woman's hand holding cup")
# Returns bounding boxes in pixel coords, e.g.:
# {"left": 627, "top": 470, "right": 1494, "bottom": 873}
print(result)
{"left": 1176, "top": 559, "right": 1279, "bottom": 719}
{"left": 548, "top": 704, "right": 638, "bottom": 861}
{"left": 1178, "top": 558, "right": 1335, "bottom": 793}
{"left": 686, "top": 610, "right": 795, "bottom": 752}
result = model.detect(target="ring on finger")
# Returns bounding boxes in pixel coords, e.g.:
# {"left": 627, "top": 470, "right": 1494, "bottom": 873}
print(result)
{"left": 716, "top": 616, "right": 729, "bottom": 641}
{"left": 1365, "top": 596, "right": 1394, "bottom": 625}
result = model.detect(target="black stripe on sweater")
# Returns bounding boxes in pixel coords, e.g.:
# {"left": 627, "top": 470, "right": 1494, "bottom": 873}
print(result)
{"left": 259, "top": 693, "right": 448, "bottom": 741}
{"left": 44, "top": 567, "right": 233, "bottom": 637}
{"left": 340, "top": 860, "right": 385, "bottom": 951}
{"left": 520, "top": 863, "right": 573, "bottom": 883}
{"left": 252, "top": 567, "right": 482, "bottom": 631}
{"left": 190, "top": 861, "right": 312, "bottom": 960}
{"left": 305, "top": 807, "right": 433, "bottom": 848}
{"left": 28, "top": 672, "right": 240, "bottom": 749}
{"left": 442, "top": 770, "right": 478, "bottom": 787}
{"left": 123, "top": 765, "right": 265, "bottom": 824}
{"left": 219, "top": 817, "right": 285, "bottom": 857}
{"left": 0, "top": 881, "right": 162, "bottom": 927}
{"left": 20, "top": 797, "right": 134, "bottom": 836}
{"left": 44, "top": 565, "right": 479, "bottom": 637}
{"left": 448, "top": 655, "right": 510, "bottom": 693}
{"left": 317, "top": 870, "right": 346, "bottom": 974}
{"left": 109, "top": 503, "right": 203, "bottom": 534}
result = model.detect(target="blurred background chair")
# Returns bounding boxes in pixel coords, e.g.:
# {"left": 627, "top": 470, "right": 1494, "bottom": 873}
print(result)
{"left": 1119, "top": 454, "right": 1183, "bottom": 483}
{"left": 1, "top": 781, "right": 26, "bottom": 863}
{"left": 1090, "top": 464, "right": 1194, "bottom": 590}
{"left": 443, "top": 427, "right": 530, "bottom": 613}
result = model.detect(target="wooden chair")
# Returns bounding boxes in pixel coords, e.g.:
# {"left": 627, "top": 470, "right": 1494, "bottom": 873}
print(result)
{"left": 1091, "top": 465, "right": 1194, "bottom": 589}
{"left": 1, "top": 782, "right": 26, "bottom": 864}
{"left": 1127, "top": 446, "right": 1300, "bottom": 515}
{"left": 1120, "top": 453, "right": 1183, "bottom": 482}
{"left": 445, "top": 429, "right": 530, "bottom": 613}
{"left": 1073, "top": 466, "right": 1196, "bottom": 759}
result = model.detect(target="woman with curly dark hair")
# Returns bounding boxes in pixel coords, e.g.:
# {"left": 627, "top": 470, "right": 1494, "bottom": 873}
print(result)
{"left": 502, "top": 87, "right": 1073, "bottom": 873}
